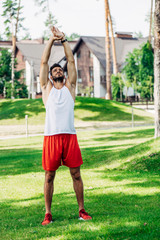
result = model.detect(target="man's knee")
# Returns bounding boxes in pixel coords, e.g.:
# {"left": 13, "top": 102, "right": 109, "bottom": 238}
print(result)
{"left": 45, "top": 171, "right": 56, "bottom": 183}
{"left": 70, "top": 167, "right": 81, "bottom": 181}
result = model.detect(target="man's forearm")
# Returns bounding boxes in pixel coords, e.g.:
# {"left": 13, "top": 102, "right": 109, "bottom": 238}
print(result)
{"left": 41, "top": 36, "right": 55, "bottom": 64}
{"left": 62, "top": 41, "right": 75, "bottom": 63}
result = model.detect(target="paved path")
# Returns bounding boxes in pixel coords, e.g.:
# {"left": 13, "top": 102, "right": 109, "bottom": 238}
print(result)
{"left": 0, "top": 105, "right": 155, "bottom": 140}
{"left": 133, "top": 104, "right": 155, "bottom": 115}
{"left": 0, "top": 123, "right": 154, "bottom": 140}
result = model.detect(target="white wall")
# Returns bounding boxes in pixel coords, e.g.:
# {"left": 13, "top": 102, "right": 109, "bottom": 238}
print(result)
{"left": 37, "top": 76, "right": 41, "bottom": 93}
{"left": 25, "top": 60, "right": 36, "bottom": 99}
{"left": 93, "top": 55, "right": 100, "bottom": 98}
{"left": 25, "top": 60, "right": 31, "bottom": 92}
{"left": 74, "top": 53, "right": 78, "bottom": 95}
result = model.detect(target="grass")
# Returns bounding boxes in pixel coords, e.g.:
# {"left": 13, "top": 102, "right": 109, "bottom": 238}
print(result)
{"left": 0, "top": 97, "right": 154, "bottom": 125}
{"left": 0, "top": 126, "right": 160, "bottom": 239}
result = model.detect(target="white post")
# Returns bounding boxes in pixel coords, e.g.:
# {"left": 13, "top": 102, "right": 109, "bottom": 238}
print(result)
{"left": 25, "top": 115, "right": 28, "bottom": 137}
{"left": 31, "top": 61, "right": 34, "bottom": 99}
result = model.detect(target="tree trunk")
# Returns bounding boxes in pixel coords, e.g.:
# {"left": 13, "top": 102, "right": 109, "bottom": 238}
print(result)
{"left": 149, "top": 0, "right": 153, "bottom": 43}
{"left": 108, "top": 5, "right": 118, "bottom": 74}
{"left": 154, "top": 0, "right": 160, "bottom": 138}
{"left": 11, "top": 0, "right": 21, "bottom": 98}
{"left": 104, "top": 0, "right": 112, "bottom": 99}
{"left": 11, "top": 33, "right": 16, "bottom": 98}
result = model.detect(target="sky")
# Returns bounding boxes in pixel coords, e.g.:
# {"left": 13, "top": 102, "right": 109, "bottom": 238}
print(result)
{"left": 0, "top": 0, "right": 154, "bottom": 39}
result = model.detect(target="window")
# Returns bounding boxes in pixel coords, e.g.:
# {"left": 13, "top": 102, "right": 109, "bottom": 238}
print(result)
{"left": 89, "top": 67, "right": 94, "bottom": 82}
{"left": 77, "top": 51, "right": 81, "bottom": 59}
{"left": 89, "top": 51, "right": 93, "bottom": 58}
{"left": 77, "top": 70, "right": 82, "bottom": 83}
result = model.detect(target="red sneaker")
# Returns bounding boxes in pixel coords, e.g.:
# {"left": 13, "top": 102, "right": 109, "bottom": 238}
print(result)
{"left": 41, "top": 213, "right": 52, "bottom": 225}
{"left": 79, "top": 209, "right": 92, "bottom": 220}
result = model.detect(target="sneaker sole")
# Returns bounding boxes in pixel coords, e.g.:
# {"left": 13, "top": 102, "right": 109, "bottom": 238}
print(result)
{"left": 42, "top": 220, "right": 53, "bottom": 226}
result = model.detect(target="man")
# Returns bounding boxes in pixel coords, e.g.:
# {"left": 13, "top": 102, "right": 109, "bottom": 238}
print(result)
{"left": 40, "top": 26, "right": 92, "bottom": 225}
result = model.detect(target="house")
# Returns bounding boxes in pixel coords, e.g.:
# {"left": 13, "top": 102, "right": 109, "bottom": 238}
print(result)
{"left": 60, "top": 32, "right": 148, "bottom": 98}
{"left": 0, "top": 33, "right": 148, "bottom": 98}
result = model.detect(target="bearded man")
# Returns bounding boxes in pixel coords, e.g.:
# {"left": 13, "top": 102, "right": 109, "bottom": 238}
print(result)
{"left": 39, "top": 26, "right": 92, "bottom": 225}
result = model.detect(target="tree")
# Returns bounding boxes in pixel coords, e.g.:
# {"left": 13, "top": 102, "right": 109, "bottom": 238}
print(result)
{"left": 2, "top": 0, "right": 25, "bottom": 98}
{"left": 43, "top": 13, "right": 59, "bottom": 40}
{"left": 107, "top": 3, "right": 118, "bottom": 74}
{"left": 123, "top": 48, "right": 141, "bottom": 84}
{"left": 34, "top": 0, "right": 60, "bottom": 39}
{"left": 104, "top": 0, "right": 112, "bottom": 99}
{"left": 66, "top": 33, "right": 80, "bottom": 41}
{"left": 133, "top": 31, "right": 144, "bottom": 38}
{"left": 145, "top": 10, "right": 154, "bottom": 38}
{"left": 139, "top": 41, "right": 154, "bottom": 98}
{"left": 149, "top": 0, "right": 153, "bottom": 43}
{"left": 123, "top": 42, "right": 154, "bottom": 100}
{"left": 154, "top": 0, "right": 160, "bottom": 138}
{"left": 0, "top": 49, "right": 28, "bottom": 98}
{"left": 111, "top": 73, "right": 124, "bottom": 101}
{"left": 0, "top": 49, "right": 11, "bottom": 95}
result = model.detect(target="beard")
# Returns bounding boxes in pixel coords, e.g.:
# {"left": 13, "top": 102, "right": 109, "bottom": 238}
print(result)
{"left": 52, "top": 76, "right": 64, "bottom": 83}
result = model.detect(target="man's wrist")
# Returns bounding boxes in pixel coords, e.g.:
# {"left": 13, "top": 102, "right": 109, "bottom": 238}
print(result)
{"left": 61, "top": 34, "right": 66, "bottom": 42}
{"left": 61, "top": 38, "right": 68, "bottom": 44}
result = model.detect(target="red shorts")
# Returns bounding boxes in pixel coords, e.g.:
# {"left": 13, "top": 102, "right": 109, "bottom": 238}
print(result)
{"left": 42, "top": 134, "right": 83, "bottom": 171}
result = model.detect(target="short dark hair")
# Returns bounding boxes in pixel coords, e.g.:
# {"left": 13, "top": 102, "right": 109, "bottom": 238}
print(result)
{"left": 50, "top": 63, "right": 63, "bottom": 76}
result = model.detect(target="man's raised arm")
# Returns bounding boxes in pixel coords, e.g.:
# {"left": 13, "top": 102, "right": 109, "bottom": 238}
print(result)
{"left": 39, "top": 36, "right": 55, "bottom": 89}
{"left": 39, "top": 27, "right": 64, "bottom": 89}
{"left": 62, "top": 37, "right": 77, "bottom": 88}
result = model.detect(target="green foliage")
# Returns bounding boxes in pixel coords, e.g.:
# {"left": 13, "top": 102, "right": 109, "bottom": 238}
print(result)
{"left": 43, "top": 12, "right": 60, "bottom": 40}
{"left": 111, "top": 73, "right": 124, "bottom": 100}
{"left": 123, "top": 48, "right": 141, "bottom": 84}
{"left": 2, "top": 0, "right": 25, "bottom": 39}
{"left": 133, "top": 31, "right": 143, "bottom": 38}
{"left": 123, "top": 41, "right": 154, "bottom": 99}
{"left": 66, "top": 33, "right": 80, "bottom": 40}
{"left": 138, "top": 42, "right": 154, "bottom": 98}
{"left": 0, "top": 49, "right": 28, "bottom": 98}
{"left": 0, "top": 49, "right": 11, "bottom": 94}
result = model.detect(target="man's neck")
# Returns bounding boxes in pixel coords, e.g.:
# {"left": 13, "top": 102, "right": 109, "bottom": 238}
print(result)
{"left": 53, "top": 81, "right": 64, "bottom": 89}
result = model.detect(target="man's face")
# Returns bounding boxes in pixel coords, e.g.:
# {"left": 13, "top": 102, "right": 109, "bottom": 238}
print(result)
{"left": 51, "top": 67, "right": 64, "bottom": 80}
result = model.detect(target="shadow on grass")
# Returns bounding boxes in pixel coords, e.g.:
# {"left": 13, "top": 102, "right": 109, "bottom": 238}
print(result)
{"left": 74, "top": 97, "right": 153, "bottom": 122}
{"left": 0, "top": 99, "right": 45, "bottom": 120}
{"left": 0, "top": 97, "right": 153, "bottom": 123}
{"left": 0, "top": 148, "right": 43, "bottom": 176}
{"left": 0, "top": 145, "right": 122, "bottom": 176}
{"left": 93, "top": 128, "right": 154, "bottom": 142}
{"left": 0, "top": 137, "right": 158, "bottom": 176}
{"left": 1, "top": 188, "right": 160, "bottom": 240}
{"left": 81, "top": 141, "right": 152, "bottom": 170}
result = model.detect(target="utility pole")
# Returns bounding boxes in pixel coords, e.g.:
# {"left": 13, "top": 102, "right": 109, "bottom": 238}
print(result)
{"left": 108, "top": 4, "right": 118, "bottom": 74}
{"left": 104, "top": 0, "right": 112, "bottom": 100}
{"left": 149, "top": 0, "right": 153, "bottom": 43}
{"left": 154, "top": 0, "right": 160, "bottom": 138}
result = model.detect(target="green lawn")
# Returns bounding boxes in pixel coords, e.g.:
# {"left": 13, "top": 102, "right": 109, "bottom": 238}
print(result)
{"left": 0, "top": 127, "right": 160, "bottom": 240}
{"left": 0, "top": 97, "right": 153, "bottom": 125}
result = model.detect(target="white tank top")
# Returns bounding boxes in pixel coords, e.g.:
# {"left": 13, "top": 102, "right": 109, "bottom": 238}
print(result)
{"left": 44, "top": 85, "right": 76, "bottom": 136}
